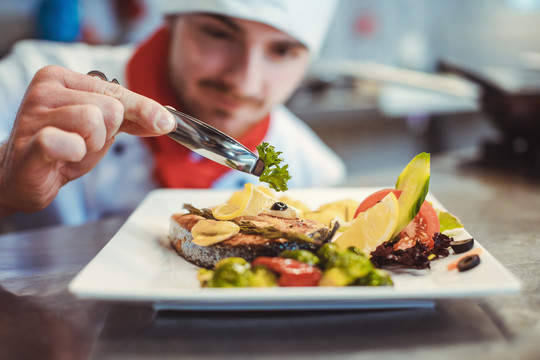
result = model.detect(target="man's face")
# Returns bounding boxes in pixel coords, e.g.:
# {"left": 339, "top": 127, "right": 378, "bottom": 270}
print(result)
{"left": 167, "top": 14, "right": 310, "bottom": 138}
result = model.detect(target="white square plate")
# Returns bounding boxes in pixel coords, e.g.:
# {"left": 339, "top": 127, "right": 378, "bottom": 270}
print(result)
{"left": 69, "top": 188, "right": 521, "bottom": 310}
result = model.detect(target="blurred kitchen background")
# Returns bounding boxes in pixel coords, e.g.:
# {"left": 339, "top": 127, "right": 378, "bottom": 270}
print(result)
{"left": 1, "top": 0, "right": 540, "bottom": 179}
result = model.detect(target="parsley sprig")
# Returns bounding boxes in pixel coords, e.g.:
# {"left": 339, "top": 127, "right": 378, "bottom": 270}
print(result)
{"left": 256, "top": 142, "right": 291, "bottom": 192}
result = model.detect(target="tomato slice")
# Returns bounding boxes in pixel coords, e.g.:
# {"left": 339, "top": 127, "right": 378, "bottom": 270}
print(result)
{"left": 354, "top": 188, "right": 440, "bottom": 250}
{"left": 394, "top": 200, "right": 439, "bottom": 250}
{"left": 251, "top": 257, "right": 322, "bottom": 287}
{"left": 355, "top": 189, "right": 402, "bottom": 217}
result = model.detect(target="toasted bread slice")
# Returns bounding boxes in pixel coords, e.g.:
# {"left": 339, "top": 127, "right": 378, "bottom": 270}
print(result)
{"left": 169, "top": 213, "right": 331, "bottom": 269}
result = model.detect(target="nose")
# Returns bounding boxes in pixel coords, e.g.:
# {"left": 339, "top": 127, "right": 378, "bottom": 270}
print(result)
{"left": 223, "top": 46, "right": 264, "bottom": 98}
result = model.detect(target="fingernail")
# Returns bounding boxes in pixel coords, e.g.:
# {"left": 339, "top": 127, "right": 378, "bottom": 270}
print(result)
{"left": 157, "top": 111, "right": 175, "bottom": 132}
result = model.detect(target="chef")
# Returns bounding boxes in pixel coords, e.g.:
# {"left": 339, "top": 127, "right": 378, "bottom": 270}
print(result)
{"left": 0, "top": 0, "right": 345, "bottom": 230}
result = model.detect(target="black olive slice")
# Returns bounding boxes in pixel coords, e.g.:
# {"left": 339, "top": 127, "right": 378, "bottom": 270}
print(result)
{"left": 450, "top": 238, "right": 474, "bottom": 254}
{"left": 271, "top": 201, "right": 288, "bottom": 211}
{"left": 457, "top": 254, "right": 480, "bottom": 272}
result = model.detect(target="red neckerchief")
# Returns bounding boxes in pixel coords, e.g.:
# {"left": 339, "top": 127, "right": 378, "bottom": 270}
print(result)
{"left": 126, "top": 27, "right": 270, "bottom": 188}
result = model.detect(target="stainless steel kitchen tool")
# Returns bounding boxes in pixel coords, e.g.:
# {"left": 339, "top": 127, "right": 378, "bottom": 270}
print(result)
{"left": 165, "top": 106, "right": 265, "bottom": 176}
{"left": 86, "top": 70, "right": 265, "bottom": 176}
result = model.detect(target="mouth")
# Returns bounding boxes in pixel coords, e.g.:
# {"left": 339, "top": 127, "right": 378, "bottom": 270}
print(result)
{"left": 211, "top": 92, "right": 245, "bottom": 111}
{"left": 201, "top": 82, "right": 259, "bottom": 112}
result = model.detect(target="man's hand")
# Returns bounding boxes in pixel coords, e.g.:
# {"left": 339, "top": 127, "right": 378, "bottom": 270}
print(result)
{"left": 0, "top": 65, "right": 175, "bottom": 216}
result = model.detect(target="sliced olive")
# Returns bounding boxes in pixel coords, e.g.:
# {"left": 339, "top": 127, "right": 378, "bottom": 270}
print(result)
{"left": 457, "top": 254, "right": 480, "bottom": 272}
{"left": 271, "top": 201, "right": 288, "bottom": 211}
{"left": 450, "top": 238, "right": 474, "bottom": 254}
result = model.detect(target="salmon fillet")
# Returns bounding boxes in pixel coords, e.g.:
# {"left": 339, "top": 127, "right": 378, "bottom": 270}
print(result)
{"left": 169, "top": 213, "right": 331, "bottom": 269}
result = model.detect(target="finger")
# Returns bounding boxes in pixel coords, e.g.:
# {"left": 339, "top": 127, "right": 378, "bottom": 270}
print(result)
{"left": 39, "top": 66, "right": 176, "bottom": 134}
{"left": 40, "top": 105, "right": 108, "bottom": 153}
{"left": 25, "top": 80, "right": 124, "bottom": 140}
{"left": 33, "top": 126, "right": 87, "bottom": 163}
{"left": 59, "top": 137, "right": 115, "bottom": 182}
{"left": 83, "top": 76, "right": 176, "bottom": 135}
{"left": 7, "top": 127, "right": 86, "bottom": 211}
{"left": 31, "top": 126, "right": 115, "bottom": 179}
{"left": 7, "top": 128, "right": 113, "bottom": 213}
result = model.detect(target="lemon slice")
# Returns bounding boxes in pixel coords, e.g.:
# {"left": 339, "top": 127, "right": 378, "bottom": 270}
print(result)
{"left": 334, "top": 192, "right": 399, "bottom": 255}
{"left": 213, "top": 183, "right": 277, "bottom": 220}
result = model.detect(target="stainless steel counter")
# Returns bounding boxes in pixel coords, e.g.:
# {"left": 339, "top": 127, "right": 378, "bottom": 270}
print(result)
{"left": 0, "top": 150, "right": 538, "bottom": 360}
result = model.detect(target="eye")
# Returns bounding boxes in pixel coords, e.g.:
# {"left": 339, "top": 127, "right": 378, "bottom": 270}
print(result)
{"left": 201, "top": 25, "right": 234, "bottom": 41}
{"left": 270, "top": 43, "right": 304, "bottom": 59}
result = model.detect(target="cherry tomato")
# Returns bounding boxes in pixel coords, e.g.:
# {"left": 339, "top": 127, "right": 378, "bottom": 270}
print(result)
{"left": 251, "top": 257, "right": 322, "bottom": 287}
{"left": 354, "top": 188, "right": 440, "bottom": 250}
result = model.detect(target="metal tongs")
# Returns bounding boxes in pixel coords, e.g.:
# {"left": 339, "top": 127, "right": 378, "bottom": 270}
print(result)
{"left": 87, "top": 71, "right": 265, "bottom": 176}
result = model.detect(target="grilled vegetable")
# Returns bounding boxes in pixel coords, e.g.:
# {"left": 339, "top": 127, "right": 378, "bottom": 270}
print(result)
{"left": 317, "top": 243, "right": 393, "bottom": 287}
{"left": 250, "top": 266, "right": 278, "bottom": 287}
{"left": 279, "top": 249, "right": 320, "bottom": 266}
{"left": 252, "top": 257, "right": 322, "bottom": 287}
{"left": 203, "top": 257, "right": 252, "bottom": 287}
{"left": 353, "top": 269, "right": 394, "bottom": 286}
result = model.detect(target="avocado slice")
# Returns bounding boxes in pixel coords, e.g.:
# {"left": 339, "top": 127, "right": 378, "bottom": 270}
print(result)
{"left": 392, "top": 152, "right": 430, "bottom": 238}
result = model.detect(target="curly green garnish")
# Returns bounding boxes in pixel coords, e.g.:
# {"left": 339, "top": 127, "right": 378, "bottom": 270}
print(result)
{"left": 256, "top": 142, "right": 291, "bottom": 192}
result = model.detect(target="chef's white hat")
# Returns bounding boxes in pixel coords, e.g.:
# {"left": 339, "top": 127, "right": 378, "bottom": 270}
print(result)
{"left": 159, "top": 0, "right": 340, "bottom": 56}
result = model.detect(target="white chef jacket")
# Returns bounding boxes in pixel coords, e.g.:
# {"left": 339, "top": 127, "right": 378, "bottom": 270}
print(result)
{"left": 0, "top": 40, "right": 346, "bottom": 231}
